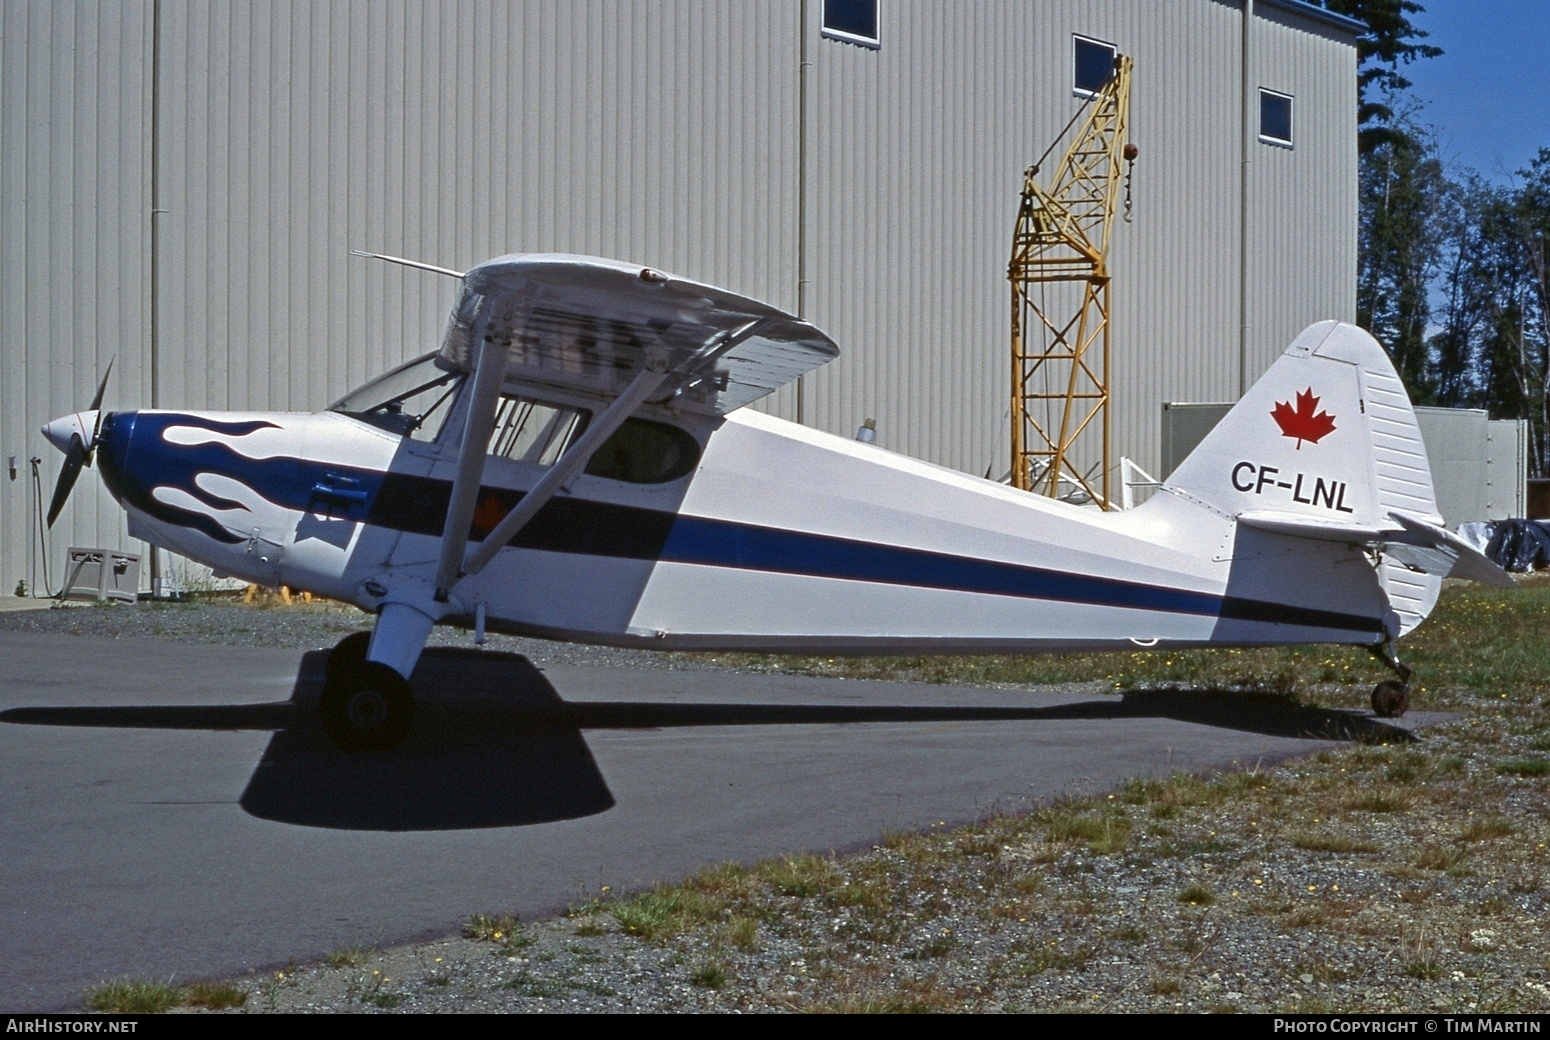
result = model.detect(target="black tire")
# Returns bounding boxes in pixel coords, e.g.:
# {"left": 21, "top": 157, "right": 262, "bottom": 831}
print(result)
{"left": 324, "top": 631, "right": 373, "bottom": 685}
{"left": 320, "top": 660, "right": 415, "bottom": 750}
{"left": 1371, "top": 680, "right": 1409, "bottom": 719}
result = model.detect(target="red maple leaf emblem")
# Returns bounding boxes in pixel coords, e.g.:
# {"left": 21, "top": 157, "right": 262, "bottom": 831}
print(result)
{"left": 1271, "top": 388, "right": 1336, "bottom": 448}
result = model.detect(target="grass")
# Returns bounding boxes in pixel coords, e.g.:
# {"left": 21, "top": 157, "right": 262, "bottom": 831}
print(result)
{"left": 765, "top": 853, "right": 842, "bottom": 897}
{"left": 1496, "top": 757, "right": 1550, "bottom": 776}
{"left": 1290, "top": 830, "right": 1381, "bottom": 854}
{"left": 1460, "top": 816, "right": 1515, "bottom": 842}
{"left": 325, "top": 941, "right": 373, "bottom": 969}
{"left": 1036, "top": 802, "right": 1133, "bottom": 853}
{"left": 86, "top": 979, "right": 183, "bottom": 1014}
{"left": 465, "top": 913, "right": 536, "bottom": 954}
{"left": 84, "top": 977, "right": 250, "bottom": 1013}
{"left": 184, "top": 981, "right": 248, "bottom": 1009}
{"left": 1401, "top": 927, "right": 1444, "bottom": 981}
{"left": 611, "top": 886, "right": 718, "bottom": 943}
{"left": 1176, "top": 883, "right": 1216, "bottom": 906}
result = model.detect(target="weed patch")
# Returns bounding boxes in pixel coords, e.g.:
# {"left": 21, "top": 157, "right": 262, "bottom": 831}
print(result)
{"left": 1291, "top": 830, "right": 1380, "bottom": 854}
{"left": 86, "top": 979, "right": 182, "bottom": 1014}
{"left": 1496, "top": 758, "right": 1550, "bottom": 777}
{"left": 184, "top": 981, "right": 247, "bottom": 1009}
{"left": 1036, "top": 802, "right": 1132, "bottom": 853}
{"left": 762, "top": 853, "right": 842, "bottom": 897}
{"left": 1177, "top": 883, "right": 1216, "bottom": 906}
{"left": 1460, "top": 816, "right": 1515, "bottom": 842}
{"left": 325, "top": 941, "right": 373, "bottom": 969}
{"left": 1343, "top": 787, "right": 1413, "bottom": 813}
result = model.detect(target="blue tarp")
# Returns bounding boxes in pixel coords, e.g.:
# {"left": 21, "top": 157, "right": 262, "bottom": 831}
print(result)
{"left": 1475, "top": 519, "right": 1550, "bottom": 572}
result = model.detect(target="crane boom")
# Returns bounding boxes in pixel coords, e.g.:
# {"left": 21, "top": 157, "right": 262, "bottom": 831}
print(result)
{"left": 1009, "top": 53, "right": 1133, "bottom": 507}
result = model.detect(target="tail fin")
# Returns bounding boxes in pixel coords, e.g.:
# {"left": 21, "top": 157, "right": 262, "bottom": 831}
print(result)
{"left": 1166, "top": 321, "right": 1437, "bottom": 526}
{"left": 1163, "top": 321, "right": 1512, "bottom": 635}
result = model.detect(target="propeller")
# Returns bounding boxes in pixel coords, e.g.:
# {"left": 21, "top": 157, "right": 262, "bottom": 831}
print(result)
{"left": 41, "top": 359, "right": 113, "bottom": 527}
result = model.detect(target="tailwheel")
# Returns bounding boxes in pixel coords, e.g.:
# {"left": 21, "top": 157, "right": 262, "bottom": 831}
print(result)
{"left": 1368, "top": 641, "right": 1414, "bottom": 719}
{"left": 1371, "top": 679, "right": 1409, "bottom": 719}
{"left": 320, "top": 660, "right": 415, "bottom": 750}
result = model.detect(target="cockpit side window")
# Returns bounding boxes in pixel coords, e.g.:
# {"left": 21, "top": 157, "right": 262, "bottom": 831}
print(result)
{"left": 487, "top": 395, "right": 590, "bottom": 464}
{"left": 484, "top": 392, "right": 699, "bottom": 484}
{"left": 336, "top": 359, "right": 701, "bottom": 483}
{"left": 330, "top": 353, "right": 465, "bottom": 442}
{"left": 584, "top": 417, "right": 700, "bottom": 484}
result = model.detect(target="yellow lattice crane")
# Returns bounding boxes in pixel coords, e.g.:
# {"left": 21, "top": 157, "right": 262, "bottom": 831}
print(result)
{"left": 1009, "top": 54, "right": 1134, "bottom": 507}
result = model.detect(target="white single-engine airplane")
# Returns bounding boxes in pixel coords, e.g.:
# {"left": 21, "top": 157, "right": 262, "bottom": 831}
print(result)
{"left": 42, "top": 253, "right": 1513, "bottom": 749}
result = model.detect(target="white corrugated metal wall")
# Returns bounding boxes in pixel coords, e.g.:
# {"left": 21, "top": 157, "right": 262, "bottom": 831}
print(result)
{"left": 1, "top": 0, "right": 152, "bottom": 597}
{"left": 0, "top": 0, "right": 1356, "bottom": 596}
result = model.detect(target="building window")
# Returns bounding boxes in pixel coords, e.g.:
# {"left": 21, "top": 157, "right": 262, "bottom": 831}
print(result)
{"left": 823, "top": 0, "right": 879, "bottom": 49}
{"left": 1260, "top": 89, "right": 1294, "bottom": 147}
{"left": 1073, "top": 35, "right": 1117, "bottom": 97}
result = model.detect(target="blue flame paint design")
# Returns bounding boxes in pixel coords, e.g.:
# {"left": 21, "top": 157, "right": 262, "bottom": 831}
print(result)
{"left": 98, "top": 412, "right": 383, "bottom": 545}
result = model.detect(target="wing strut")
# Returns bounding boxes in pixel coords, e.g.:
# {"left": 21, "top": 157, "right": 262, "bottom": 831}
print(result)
{"left": 456, "top": 360, "right": 670, "bottom": 583}
{"left": 434, "top": 321, "right": 503, "bottom": 601}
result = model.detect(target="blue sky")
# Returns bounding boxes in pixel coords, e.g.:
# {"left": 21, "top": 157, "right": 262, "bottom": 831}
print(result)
{"left": 1404, "top": 0, "right": 1550, "bottom": 183}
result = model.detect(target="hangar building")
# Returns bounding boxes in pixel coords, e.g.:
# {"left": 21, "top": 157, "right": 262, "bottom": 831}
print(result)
{"left": 0, "top": 0, "right": 1359, "bottom": 596}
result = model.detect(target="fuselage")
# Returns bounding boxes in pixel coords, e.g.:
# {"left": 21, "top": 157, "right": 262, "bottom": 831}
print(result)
{"left": 90, "top": 367, "right": 1393, "bottom": 654}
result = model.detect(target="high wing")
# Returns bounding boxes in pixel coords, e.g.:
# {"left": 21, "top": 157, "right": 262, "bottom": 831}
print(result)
{"left": 429, "top": 254, "right": 838, "bottom": 605}
{"left": 438, "top": 254, "right": 839, "bottom": 414}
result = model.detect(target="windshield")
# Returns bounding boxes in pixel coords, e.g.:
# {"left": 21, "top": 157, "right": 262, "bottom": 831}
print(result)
{"left": 330, "top": 353, "right": 465, "bottom": 442}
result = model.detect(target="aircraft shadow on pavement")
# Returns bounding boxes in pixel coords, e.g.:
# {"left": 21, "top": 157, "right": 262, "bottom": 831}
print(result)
{"left": 0, "top": 647, "right": 1410, "bottom": 831}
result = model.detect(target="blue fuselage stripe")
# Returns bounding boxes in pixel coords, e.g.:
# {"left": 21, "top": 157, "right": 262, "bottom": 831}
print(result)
{"left": 102, "top": 410, "right": 1384, "bottom": 636}
{"left": 658, "top": 516, "right": 1223, "bottom": 615}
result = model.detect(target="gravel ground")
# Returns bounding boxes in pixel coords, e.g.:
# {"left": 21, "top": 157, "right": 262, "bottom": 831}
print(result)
{"left": 0, "top": 595, "right": 697, "bottom": 672}
{"left": 8, "top": 597, "right": 1548, "bottom": 1015}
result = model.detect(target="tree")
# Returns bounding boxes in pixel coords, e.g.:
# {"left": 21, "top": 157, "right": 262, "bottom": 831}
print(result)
{"left": 1323, "top": 0, "right": 1443, "bottom": 153}
{"left": 1429, "top": 155, "right": 1550, "bottom": 477}
{"left": 1356, "top": 120, "right": 1448, "bottom": 396}
{"left": 1429, "top": 174, "right": 1492, "bottom": 407}
{"left": 1321, "top": 3, "right": 1445, "bottom": 387}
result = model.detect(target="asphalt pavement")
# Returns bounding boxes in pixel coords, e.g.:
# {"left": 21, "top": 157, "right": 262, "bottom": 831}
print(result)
{"left": 0, "top": 625, "right": 1412, "bottom": 1011}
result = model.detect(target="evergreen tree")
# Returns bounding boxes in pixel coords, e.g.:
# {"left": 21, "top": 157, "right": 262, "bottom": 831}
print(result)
{"left": 1323, "top": 0, "right": 1443, "bottom": 152}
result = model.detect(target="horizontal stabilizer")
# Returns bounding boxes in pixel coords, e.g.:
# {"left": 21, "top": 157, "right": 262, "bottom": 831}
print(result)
{"left": 1235, "top": 509, "right": 1516, "bottom": 588}
{"left": 1235, "top": 510, "right": 1392, "bottom": 543}
{"left": 1387, "top": 513, "right": 1518, "bottom": 588}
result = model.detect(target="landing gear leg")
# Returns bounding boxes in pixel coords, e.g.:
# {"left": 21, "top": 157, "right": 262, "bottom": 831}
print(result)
{"left": 1367, "top": 641, "right": 1414, "bottom": 719}
{"left": 319, "top": 602, "right": 437, "bottom": 750}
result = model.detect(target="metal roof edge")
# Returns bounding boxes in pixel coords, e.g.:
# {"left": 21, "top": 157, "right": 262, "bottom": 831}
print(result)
{"left": 1259, "top": 0, "right": 1366, "bottom": 38}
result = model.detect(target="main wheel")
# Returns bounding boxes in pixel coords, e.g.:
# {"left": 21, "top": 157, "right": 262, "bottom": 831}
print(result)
{"left": 1371, "top": 680, "right": 1409, "bottom": 719}
{"left": 324, "top": 631, "right": 373, "bottom": 685}
{"left": 320, "top": 660, "right": 415, "bottom": 750}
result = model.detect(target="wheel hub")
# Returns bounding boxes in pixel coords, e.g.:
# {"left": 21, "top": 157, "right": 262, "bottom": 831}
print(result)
{"left": 346, "top": 689, "right": 388, "bottom": 729}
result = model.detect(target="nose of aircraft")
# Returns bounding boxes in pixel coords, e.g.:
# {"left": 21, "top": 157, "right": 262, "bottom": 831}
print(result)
{"left": 41, "top": 410, "right": 99, "bottom": 456}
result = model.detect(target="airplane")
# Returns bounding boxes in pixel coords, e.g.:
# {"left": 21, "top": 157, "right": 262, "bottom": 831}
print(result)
{"left": 40, "top": 252, "right": 1515, "bottom": 750}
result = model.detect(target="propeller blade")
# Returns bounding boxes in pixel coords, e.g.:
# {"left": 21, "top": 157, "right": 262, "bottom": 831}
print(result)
{"left": 86, "top": 358, "right": 114, "bottom": 463}
{"left": 46, "top": 435, "right": 87, "bottom": 527}
{"left": 44, "top": 357, "right": 114, "bottom": 525}
{"left": 88, "top": 357, "right": 114, "bottom": 412}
